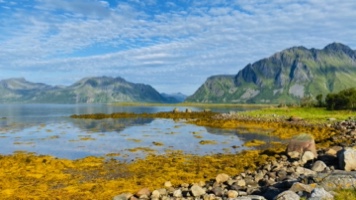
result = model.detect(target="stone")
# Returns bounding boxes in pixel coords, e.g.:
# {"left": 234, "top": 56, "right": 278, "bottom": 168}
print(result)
{"left": 136, "top": 188, "right": 150, "bottom": 198}
{"left": 301, "top": 151, "right": 315, "bottom": 164}
{"left": 151, "top": 190, "right": 160, "bottom": 198}
{"left": 295, "top": 166, "right": 316, "bottom": 176}
{"left": 227, "top": 190, "right": 239, "bottom": 198}
{"left": 286, "top": 133, "right": 317, "bottom": 158}
{"left": 190, "top": 184, "right": 205, "bottom": 197}
{"left": 172, "top": 108, "right": 179, "bottom": 113}
{"left": 164, "top": 181, "right": 172, "bottom": 188}
{"left": 314, "top": 171, "right": 356, "bottom": 191}
{"left": 237, "top": 195, "right": 267, "bottom": 200}
{"left": 311, "top": 160, "right": 327, "bottom": 172}
{"left": 113, "top": 193, "right": 133, "bottom": 200}
{"left": 325, "top": 146, "right": 343, "bottom": 156}
{"left": 309, "top": 187, "right": 333, "bottom": 200}
{"left": 185, "top": 108, "right": 192, "bottom": 113}
{"left": 211, "top": 186, "right": 224, "bottom": 196}
{"left": 157, "top": 188, "right": 167, "bottom": 196}
{"left": 216, "top": 173, "right": 230, "bottom": 184}
{"left": 338, "top": 147, "right": 356, "bottom": 171}
{"left": 289, "top": 182, "right": 314, "bottom": 193}
{"left": 173, "top": 189, "right": 182, "bottom": 198}
{"left": 236, "top": 179, "right": 246, "bottom": 187}
{"left": 273, "top": 190, "right": 300, "bottom": 200}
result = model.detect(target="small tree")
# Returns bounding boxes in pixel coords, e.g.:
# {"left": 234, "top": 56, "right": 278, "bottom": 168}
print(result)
{"left": 325, "top": 88, "right": 356, "bottom": 110}
{"left": 315, "top": 94, "right": 324, "bottom": 107}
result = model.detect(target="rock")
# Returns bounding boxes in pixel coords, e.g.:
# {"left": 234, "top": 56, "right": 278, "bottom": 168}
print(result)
{"left": 295, "top": 166, "right": 316, "bottom": 176}
{"left": 164, "top": 181, "right": 172, "bottom": 188}
{"left": 227, "top": 190, "right": 239, "bottom": 198}
{"left": 190, "top": 184, "right": 205, "bottom": 197}
{"left": 328, "top": 118, "right": 337, "bottom": 121}
{"left": 314, "top": 171, "right": 356, "bottom": 191}
{"left": 325, "top": 146, "right": 343, "bottom": 156}
{"left": 136, "top": 188, "right": 150, "bottom": 198}
{"left": 151, "top": 190, "right": 160, "bottom": 198}
{"left": 172, "top": 108, "right": 179, "bottom": 113}
{"left": 236, "top": 179, "right": 246, "bottom": 187}
{"left": 338, "top": 147, "right": 356, "bottom": 171}
{"left": 216, "top": 173, "right": 230, "bottom": 184}
{"left": 185, "top": 108, "right": 192, "bottom": 113}
{"left": 157, "top": 188, "right": 167, "bottom": 196}
{"left": 311, "top": 160, "right": 327, "bottom": 172}
{"left": 301, "top": 151, "right": 315, "bottom": 164}
{"left": 309, "top": 187, "right": 333, "bottom": 200}
{"left": 273, "top": 190, "right": 300, "bottom": 200}
{"left": 286, "top": 133, "right": 317, "bottom": 158}
{"left": 211, "top": 186, "right": 224, "bottom": 196}
{"left": 113, "top": 193, "right": 133, "bottom": 200}
{"left": 289, "top": 182, "right": 314, "bottom": 193}
{"left": 237, "top": 195, "right": 267, "bottom": 200}
{"left": 288, "top": 116, "right": 303, "bottom": 122}
{"left": 173, "top": 189, "right": 182, "bottom": 198}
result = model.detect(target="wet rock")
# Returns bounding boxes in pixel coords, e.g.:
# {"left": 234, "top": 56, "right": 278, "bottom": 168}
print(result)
{"left": 309, "top": 187, "right": 333, "bottom": 200}
{"left": 190, "top": 184, "right": 205, "bottom": 197}
{"left": 273, "top": 190, "right": 299, "bottom": 200}
{"left": 311, "top": 160, "right": 327, "bottom": 172}
{"left": 338, "top": 147, "right": 356, "bottom": 171}
{"left": 216, "top": 173, "right": 230, "bottom": 184}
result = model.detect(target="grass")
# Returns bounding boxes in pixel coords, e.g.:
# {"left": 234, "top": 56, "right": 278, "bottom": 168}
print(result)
{"left": 236, "top": 107, "right": 355, "bottom": 123}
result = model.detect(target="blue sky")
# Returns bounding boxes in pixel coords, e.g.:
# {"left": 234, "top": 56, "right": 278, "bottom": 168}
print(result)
{"left": 1, "top": 0, "right": 356, "bottom": 95}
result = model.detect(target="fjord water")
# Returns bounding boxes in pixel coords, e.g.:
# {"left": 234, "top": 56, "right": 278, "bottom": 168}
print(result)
{"left": 0, "top": 104, "right": 272, "bottom": 160}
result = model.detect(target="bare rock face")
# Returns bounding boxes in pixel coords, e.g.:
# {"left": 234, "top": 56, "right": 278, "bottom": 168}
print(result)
{"left": 338, "top": 147, "right": 356, "bottom": 171}
{"left": 286, "top": 133, "right": 317, "bottom": 158}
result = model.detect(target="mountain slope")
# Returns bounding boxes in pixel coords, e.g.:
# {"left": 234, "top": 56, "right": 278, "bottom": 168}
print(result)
{"left": 186, "top": 42, "right": 356, "bottom": 104}
{"left": 0, "top": 76, "right": 170, "bottom": 103}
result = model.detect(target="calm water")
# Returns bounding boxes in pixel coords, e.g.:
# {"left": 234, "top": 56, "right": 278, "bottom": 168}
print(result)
{"left": 0, "top": 104, "right": 274, "bottom": 160}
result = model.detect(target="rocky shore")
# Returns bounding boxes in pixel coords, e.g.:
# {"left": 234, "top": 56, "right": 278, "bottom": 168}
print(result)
{"left": 114, "top": 119, "right": 356, "bottom": 200}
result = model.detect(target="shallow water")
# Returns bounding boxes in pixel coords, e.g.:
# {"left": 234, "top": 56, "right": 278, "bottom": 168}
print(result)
{"left": 0, "top": 104, "right": 274, "bottom": 160}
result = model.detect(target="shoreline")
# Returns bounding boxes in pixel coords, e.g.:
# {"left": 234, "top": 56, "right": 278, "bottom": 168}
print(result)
{"left": 1, "top": 108, "right": 355, "bottom": 199}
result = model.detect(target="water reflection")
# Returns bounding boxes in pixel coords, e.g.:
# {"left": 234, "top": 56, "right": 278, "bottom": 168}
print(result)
{"left": 0, "top": 104, "right": 267, "bottom": 160}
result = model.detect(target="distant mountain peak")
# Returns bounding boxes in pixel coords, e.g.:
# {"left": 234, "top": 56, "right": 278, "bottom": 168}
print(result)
{"left": 187, "top": 42, "right": 356, "bottom": 104}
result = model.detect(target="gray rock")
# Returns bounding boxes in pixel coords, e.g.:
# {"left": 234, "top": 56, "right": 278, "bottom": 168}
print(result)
{"left": 237, "top": 195, "right": 267, "bottom": 200}
{"left": 338, "top": 147, "right": 356, "bottom": 171}
{"left": 286, "top": 134, "right": 317, "bottom": 158}
{"left": 314, "top": 170, "right": 356, "bottom": 191}
{"left": 295, "top": 166, "right": 316, "bottom": 176}
{"left": 190, "top": 184, "right": 205, "bottom": 197}
{"left": 308, "top": 187, "right": 333, "bottom": 200}
{"left": 273, "top": 190, "right": 300, "bottom": 200}
{"left": 211, "top": 186, "right": 224, "bottom": 196}
{"left": 311, "top": 160, "right": 327, "bottom": 172}
{"left": 113, "top": 193, "right": 133, "bottom": 200}
{"left": 289, "top": 182, "right": 314, "bottom": 193}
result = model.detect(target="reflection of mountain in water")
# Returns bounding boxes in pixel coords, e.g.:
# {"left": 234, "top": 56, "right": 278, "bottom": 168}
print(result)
{"left": 70, "top": 118, "right": 154, "bottom": 133}
{"left": 205, "top": 126, "right": 283, "bottom": 146}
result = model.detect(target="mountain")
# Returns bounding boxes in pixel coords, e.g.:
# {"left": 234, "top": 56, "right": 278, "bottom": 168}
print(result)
{"left": 186, "top": 42, "right": 356, "bottom": 104}
{"left": 0, "top": 76, "right": 170, "bottom": 103}
{"left": 160, "top": 92, "right": 187, "bottom": 103}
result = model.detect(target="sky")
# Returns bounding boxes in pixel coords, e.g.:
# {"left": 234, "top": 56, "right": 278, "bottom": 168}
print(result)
{"left": 1, "top": 0, "right": 356, "bottom": 95}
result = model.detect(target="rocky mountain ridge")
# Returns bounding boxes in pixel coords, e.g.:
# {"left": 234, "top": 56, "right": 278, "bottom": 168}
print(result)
{"left": 0, "top": 76, "right": 182, "bottom": 103}
{"left": 186, "top": 42, "right": 356, "bottom": 104}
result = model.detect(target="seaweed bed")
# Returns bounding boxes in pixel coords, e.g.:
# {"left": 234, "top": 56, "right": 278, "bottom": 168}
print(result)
{"left": 0, "top": 110, "right": 339, "bottom": 199}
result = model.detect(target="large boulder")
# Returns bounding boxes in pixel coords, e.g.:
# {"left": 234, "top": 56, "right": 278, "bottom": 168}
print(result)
{"left": 286, "top": 133, "right": 317, "bottom": 159}
{"left": 338, "top": 147, "right": 356, "bottom": 171}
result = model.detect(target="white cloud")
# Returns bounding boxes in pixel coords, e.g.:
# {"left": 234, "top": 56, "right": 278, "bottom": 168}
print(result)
{"left": 1, "top": 0, "right": 356, "bottom": 94}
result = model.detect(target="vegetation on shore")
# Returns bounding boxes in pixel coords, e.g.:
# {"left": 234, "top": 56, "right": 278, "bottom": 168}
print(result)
{"left": 1, "top": 105, "right": 355, "bottom": 199}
